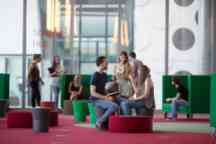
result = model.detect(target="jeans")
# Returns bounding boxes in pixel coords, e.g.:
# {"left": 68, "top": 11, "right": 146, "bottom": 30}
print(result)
{"left": 29, "top": 80, "right": 41, "bottom": 107}
{"left": 121, "top": 100, "right": 147, "bottom": 115}
{"left": 51, "top": 85, "right": 60, "bottom": 110}
{"left": 115, "top": 96, "right": 129, "bottom": 114}
{"left": 92, "top": 99, "right": 119, "bottom": 126}
{"left": 171, "top": 98, "right": 188, "bottom": 118}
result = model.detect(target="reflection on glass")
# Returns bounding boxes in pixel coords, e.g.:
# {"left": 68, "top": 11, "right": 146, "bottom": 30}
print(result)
{"left": 40, "top": 0, "right": 134, "bottom": 71}
{"left": 0, "top": 56, "right": 23, "bottom": 108}
{"left": 112, "top": 17, "right": 129, "bottom": 47}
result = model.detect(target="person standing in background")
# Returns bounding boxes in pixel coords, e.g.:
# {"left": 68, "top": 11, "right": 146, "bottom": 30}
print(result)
{"left": 28, "top": 54, "right": 43, "bottom": 107}
{"left": 129, "top": 51, "right": 144, "bottom": 86}
{"left": 49, "top": 55, "right": 64, "bottom": 110}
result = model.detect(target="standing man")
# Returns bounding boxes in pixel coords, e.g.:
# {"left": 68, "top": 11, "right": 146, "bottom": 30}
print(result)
{"left": 27, "top": 54, "right": 43, "bottom": 107}
{"left": 90, "top": 56, "right": 119, "bottom": 130}
{"left": 129, "top": 52, "right": 143, "bottom": 86}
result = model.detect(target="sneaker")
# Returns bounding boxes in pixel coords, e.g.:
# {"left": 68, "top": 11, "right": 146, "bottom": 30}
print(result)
{"left": 95, "top": 123, "right": 102, "bottom": 131}
{"left": 95, "top": 123, "right": 106, "bottom": 131}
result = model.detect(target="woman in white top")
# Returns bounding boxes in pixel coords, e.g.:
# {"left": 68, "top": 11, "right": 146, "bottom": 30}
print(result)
{"left": 49, "top": 55, "right": 64, "bottom": 110}
{"left": 113, "top": 51, "right": 137, "bottom": 113}
{"left": 113, "top": 51, "right": 136, "bottom": 99}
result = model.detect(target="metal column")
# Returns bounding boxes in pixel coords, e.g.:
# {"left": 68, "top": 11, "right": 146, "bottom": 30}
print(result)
{"left": 22, "top": 0, "right": 27, "bottom": 108}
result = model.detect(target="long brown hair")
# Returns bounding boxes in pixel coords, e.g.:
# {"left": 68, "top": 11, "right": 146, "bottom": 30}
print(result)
{"left": 51, "top": 55, "right": 60, "bottom": 70}
{"left": 119, "top": 51, "right": 129, "bottom": 64}
{"left": 138, "top": 64, "right": 150, "bottom": 85}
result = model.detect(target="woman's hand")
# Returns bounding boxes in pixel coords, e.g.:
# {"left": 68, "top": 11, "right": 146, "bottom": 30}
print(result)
{"left": 129, "top": 97, "right": 134, "bottom": 100}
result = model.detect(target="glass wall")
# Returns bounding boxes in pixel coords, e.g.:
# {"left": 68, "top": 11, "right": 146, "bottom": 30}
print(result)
{"left": 0, "top": 55, "right": 34, "bottom": 108}
{"left": 39, "top": 0, "right": 134, "bottom": 73}
{"left": 0, "top": 0, "right": 133, "bottom": 108}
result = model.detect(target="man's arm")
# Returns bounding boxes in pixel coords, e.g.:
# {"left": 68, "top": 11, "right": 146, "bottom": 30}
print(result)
{"left": 90, "top": 85, "right": 107, "bottom": 100}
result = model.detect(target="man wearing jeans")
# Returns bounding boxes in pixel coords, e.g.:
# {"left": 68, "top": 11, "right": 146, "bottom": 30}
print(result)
{"left": 166, "top": 77, "right": 189, "bottom": 120}
{"left": 90, "top": 56, "right": 119, "bottom": 130}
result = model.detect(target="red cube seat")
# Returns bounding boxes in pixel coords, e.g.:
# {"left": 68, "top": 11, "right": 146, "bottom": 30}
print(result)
{"left": 108, "top": 115, "right": 153, "bottom": 133}
{"left": 49, "top": 111, "right": 58, "bottom": 126}
{"left": 40, "top": 101, "right": 55, "bottom": 111}
{"left": 7, "top": 111, "right": 32, "bottom": 128}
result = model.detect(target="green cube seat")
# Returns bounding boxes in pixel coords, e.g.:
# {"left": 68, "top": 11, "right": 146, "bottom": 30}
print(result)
{"left": 210, "top": 73, "right": 216, "bottom": 128}
{"left": 88, "top": 103, "right": 96, "bottom": 125}
{"left": 162, "top": 103, "right": 189, "bottom": 113}
{"left": 0, "top": 74, "right": 10, "bottom": 100}
{"left": 72, "top": 100, "right": 89, "bottom": 122}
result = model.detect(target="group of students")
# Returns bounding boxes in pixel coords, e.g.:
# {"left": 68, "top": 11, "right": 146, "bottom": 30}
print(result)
{"left": 90, "top": 51, "right": 189, "bottom": 130}
{"left": 27, "top": 54, "right": 82, "bottom": 109}
{"left": 27, "top": 52, "right": 189, "bottom": 129}
{"left": 90, "top": 51, "right": 155, "bottom": 130}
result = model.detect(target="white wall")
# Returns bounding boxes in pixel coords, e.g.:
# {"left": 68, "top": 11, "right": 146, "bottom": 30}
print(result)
{"left": 168, "top": 0, "right": 206, "bottom": 74}
{"left": 0, "top": 0, "right": 41, "bottom": 54}
{"left": 134, "top": 0, "right": 165, "bottom": 109}
{"left": 0, "top": 0, "right": 23, "bottom": 54}
{"left": 27, "top": 0, "right": 41, "bottom": 54}
{"left": 134, "top": 0, "right": 211, "bottom": 109}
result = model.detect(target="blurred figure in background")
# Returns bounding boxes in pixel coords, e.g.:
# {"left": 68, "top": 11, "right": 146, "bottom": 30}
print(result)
{"left": 129, "top": 51, "right": 144, "bottom": 86}
{"left": 49, "top": 55, "right": 64, "bottom": 110}
{"left": 68, "top": 75, "right": 83, "bottom": 100}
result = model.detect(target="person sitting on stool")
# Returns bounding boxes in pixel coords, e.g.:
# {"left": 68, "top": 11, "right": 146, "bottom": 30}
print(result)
{"left": 121, "top": 64, "right": 155, "bottom": 116}
{"left": 166, "top": 77, "right": 189, "bottom": 120}
{"left": 68, "top": 75, "right": 83, "bottom": 100}
{"left": 89, "top": 56, "right": 119, "bottom": 130}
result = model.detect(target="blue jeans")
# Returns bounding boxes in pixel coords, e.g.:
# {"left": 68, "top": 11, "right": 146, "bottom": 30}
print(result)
{"left": 121, "top": 100, "right": 147, "bottom": 115}
{"left": 93, "top": 99, "right": 119, "bottom": 126}
{"left": 51, "top": 85, "right": 60, "bottom": 110}
{"left": 115, "top": 96, "right": 129, "bottom": 114}
{"left": 171, "top": 98, "right": 188, "bottom": 118}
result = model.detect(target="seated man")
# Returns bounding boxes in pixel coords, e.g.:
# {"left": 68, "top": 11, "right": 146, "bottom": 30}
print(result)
{"left": 121, "top": 64, "right": 155, "bottom": 116}
{"left": 166, "top": 77, "right": 189, "bottom": 120}
{"left": 89, "top": 56, "right": 119, "bottom": 130}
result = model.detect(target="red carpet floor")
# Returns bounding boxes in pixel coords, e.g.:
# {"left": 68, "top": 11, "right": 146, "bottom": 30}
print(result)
{"left": 153, "top": 113, "right": 209, "bottom": 123}
{"left": 0, "top": 115, "right": 215, "bottom": 144}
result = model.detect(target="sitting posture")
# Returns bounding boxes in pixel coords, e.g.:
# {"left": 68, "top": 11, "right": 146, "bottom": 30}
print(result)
{"left": 121, "top": 64, "right": 155, "bottom": 116}
{"left": 68, "top": 75, "right": 83, "bottom": 100}
{"left": 105, "top": 80, "right": 120, "bottom": 101}
{"left": 166, "top": 77, "right": 189, "bottom": 120}
{"left": 89, "top": 56, "right": 119, "bottom": 130}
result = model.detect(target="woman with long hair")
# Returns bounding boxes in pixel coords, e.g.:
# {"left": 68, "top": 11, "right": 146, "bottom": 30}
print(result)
{"left": 113, "top": 51, "right": 137, "bottom": 113}
{"left": 49, "top": 55, "right": 64, "bottom": 110}
{"left": 68, "top": 75, "right": 83, "bottom": 100}
{"left": 121, "top": 64, "right": 155, "bottom": 116}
